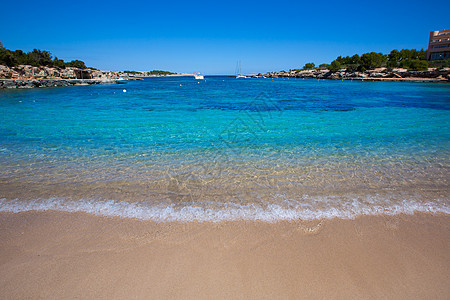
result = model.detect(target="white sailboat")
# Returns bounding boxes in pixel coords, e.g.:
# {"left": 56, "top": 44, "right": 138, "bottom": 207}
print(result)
{"left": 235, "top": 61, "right": 246, "bottom": 79}
{"left": 194, "top": 71, "right": 204, "bottom": 80}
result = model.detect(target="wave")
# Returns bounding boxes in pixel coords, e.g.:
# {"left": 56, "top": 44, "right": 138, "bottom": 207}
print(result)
{"left": 0, "top": 196, "right": 449, "bottom": 222}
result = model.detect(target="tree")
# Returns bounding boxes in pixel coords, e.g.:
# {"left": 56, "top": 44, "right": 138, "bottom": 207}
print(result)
{"left": 407, "top": 60, "right": 428, "bottom": 71}
{"left": 318, "top": 64, "right": 330, "bottom": 69}
{"left": 13, "top": 50, "right": 30, "bottom": 65}
{"left": 329, "top": 60, "right": 341, "bottom": 72}
{"left": 388, "top": 49, "right": 400, "bottom": 63}
{"left": 28, "top": 49, "right": 53, "bottom": 66}
{"left": 410, "top": 49, "right": 419, "bottom": 60}
{"left": 303, "top": 62, "right": 315, "bottom": 69}
{"left": 346, "top": 64, "right": 358, "bottom": 72}
{"left": 0, "top": 51, "right": 15, "bottom": 67}
{"left": 148, "top": 70, "right": 175, "bottom": 75}
{"left": 53, "top": 57, "right": 66, "bottom": 69}
{"left": 65, "top": 60, "right": 87, "bottom": 69}
{"left": 0, "top": 44, "right": 95, "bottom": 69}
{"left": 387, "top": 50, "right": 400, "bottom": 68}
{"left": 418, "top": 49, "right": 426, "bottom": 60}
{"left": 386, "top": 60, "right": 399, "bottom": 68}
{"left": 360, "top": 52, "right": 386, "bottom": 69}
{"left": 350, "top": 54, "right": 360, "bottom": 65}
{"left": 399, "top": 49, "right": 411, "bottom": 61}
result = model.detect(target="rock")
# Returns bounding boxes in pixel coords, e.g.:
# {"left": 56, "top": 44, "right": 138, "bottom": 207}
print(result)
{"left": 60, "top": 68, "right": 77, "bottom": 79}
{"left": 369, "top": 72, "right": 386, "bottom": 78}
{"left": 0, "top": 65, "right": 13, "bottom": 78}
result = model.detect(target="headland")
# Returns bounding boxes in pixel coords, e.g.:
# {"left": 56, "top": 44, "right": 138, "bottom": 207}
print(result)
{"left": 0, "top": 65, "right": 193, "bottom": 89}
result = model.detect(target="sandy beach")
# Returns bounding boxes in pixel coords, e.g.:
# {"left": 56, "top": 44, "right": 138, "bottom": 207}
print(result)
{"left": 0, "top": 211, "right": 448, "bottom": 299}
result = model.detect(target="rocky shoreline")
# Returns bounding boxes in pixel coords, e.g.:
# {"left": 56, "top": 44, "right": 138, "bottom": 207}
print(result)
{"left": 0, "top": 65, "right": 193, "bottom": 89}
{"left": 0, "top": 78, "right": 121, "bottom": 89}
{"left": 1, "top": 65, "right": 449, "bottom": 88}
{"left": 259, "top": 67, "right": 450, "bottom": 82}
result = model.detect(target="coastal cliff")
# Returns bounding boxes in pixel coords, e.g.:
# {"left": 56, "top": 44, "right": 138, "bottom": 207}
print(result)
{"left": 0, "top": 65, "right": 128, "bottom": 88}
{"left": 0, "top": 64, "right": 127, "bottom": 80}
{"left": 261, "top": 67, "right": 450, "bottom": 82}
{"left": 0, "top": 78, "right": 120, "bottom": 89}
{"left": 0, "top": 65, "right": 194, "bottom": 88}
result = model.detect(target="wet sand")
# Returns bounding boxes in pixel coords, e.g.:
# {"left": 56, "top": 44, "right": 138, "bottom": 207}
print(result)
{"left": 0, "top": 211, "right": 449, "bottom": 299}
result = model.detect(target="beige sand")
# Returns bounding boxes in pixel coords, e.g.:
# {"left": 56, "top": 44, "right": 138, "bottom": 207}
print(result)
{"left": 0, "top": 211, "right": 449, "bottom": 299}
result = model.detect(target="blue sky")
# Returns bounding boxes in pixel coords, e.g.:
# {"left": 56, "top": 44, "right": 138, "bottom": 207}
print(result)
{"left": 1, "top": 0, "right": 449, "bottom": 74}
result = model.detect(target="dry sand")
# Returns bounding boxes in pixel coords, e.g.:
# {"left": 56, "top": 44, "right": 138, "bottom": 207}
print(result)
{"left": 0, "top": 211, "right": 449, "bottom": 299}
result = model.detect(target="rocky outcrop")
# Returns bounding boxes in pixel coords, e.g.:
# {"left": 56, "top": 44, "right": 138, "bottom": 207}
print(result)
{"left": 0, "top": 64, "right": 137, "bottom": 88}
{"left": 0, "top": 79, "right": 119, "bottom": 89}
{"left": 0, "top": 65, "right": 130, "bottom": 80}
{"left": 261, "top": 67, "right": 450, "bottom": 82}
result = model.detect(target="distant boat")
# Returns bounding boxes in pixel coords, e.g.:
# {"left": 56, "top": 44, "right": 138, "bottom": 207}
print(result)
{"left": 235, "top": 61, "right": 246, "bottom": 79}
{"left": 116, "top": 77, "right": 128, "bottom": 84}
{"left": 194, "top": 71, "right": 204, "bottom": 80}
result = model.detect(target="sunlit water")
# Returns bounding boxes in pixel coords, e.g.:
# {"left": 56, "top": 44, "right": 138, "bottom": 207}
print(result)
{"left": 0, "top": 77, "right": 449, "bottom": 221}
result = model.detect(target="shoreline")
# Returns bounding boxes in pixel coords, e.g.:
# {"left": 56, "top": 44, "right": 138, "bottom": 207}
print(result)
{"left": 1, "top": 196, "right": 449, "bottom": 222}
{"left": 1, "top": 72, "right": 449, "bottom": 89}
{"left": 0, "top": 78, "right": 120, "bottom": 89}
{"left": 0, "top": 210, "right": 448, "bottom": 298}
{"left": 0, "top": 64, "right": 197, "bottom": 89}
{"left": 0, "top": 74, "right": 197, "bottom": 89}
{"left": 337, "top": 77, "right": 449, "bottom": 82}
{"left": 259, "top": 67, "right": 450, "bottom": 83}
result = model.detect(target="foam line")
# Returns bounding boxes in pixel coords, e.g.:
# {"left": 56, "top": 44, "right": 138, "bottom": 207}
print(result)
{"left": 0, "top": 197, "right": 449, "bottom": 222}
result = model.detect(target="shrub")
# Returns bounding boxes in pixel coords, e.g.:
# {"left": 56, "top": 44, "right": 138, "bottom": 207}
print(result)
{"left": 346, "top": 64, "right": 358, "bottom": 72}
{"left": 386, "top": 60, "right": 399, "bottom": 68}
{"left": 65, "top": 60, "right": 87, "bottom": 69}
{"left": 329, "top": 60, "right": 341, "bottom": 72}
{"left": 360, "top": 52, "right": 386, "bottom": 69}
{"left": 303, "top": 62, "right": 315, "bottom": 69}
{"left": 407, "top": 60, "right": 428, "bottom": 71}
{"left": 357, "top": 65, "right": 367, "bottom": 72}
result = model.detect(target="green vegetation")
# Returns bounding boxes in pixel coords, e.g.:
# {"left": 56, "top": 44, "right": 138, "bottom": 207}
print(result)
{"left": 148, "top": 70, "right": 175, "bottom": 75}
{"left": 0, "top": 42, "right": 89, "bottom": 69}
{"left": 302, "top": 48, "right": 445, "bottom": 73}
{"left": 406, "top": 60, "right": 429, "bottom": 71}
{"left": 360, "top": 52, "right": 386, "bottom": 69}
{"left": 65, "top": 60, "right": 87, "bottom": 69}
{"left": 329, "top": 60, "right": 341, "bottom": 72}
{"left": 433, "top": 59, "right": 449, "bottom": 69}
{"left": 386, "top": 49, "right": 427, "bottom": 69}
{"left": 303, "top": 62, "right": 315, "bottom": 70}
{"left": 123, "top": 70, "right": 141, "bottom": 75}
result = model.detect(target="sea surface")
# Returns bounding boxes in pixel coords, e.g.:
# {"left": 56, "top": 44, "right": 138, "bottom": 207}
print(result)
{"left": 0, "top": 77, "right": 449, "bottom": 222}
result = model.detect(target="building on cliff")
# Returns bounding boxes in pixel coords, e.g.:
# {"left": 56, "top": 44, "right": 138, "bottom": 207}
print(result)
{"left": 427, "top": 29, "right": 450, "bottom": 60}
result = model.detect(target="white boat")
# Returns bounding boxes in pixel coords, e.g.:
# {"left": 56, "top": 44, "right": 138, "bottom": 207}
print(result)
{"left": 194, "top": 71, "right": 204, "bottom": 80}
{"left": 116, "top": 77, "right": 128, "bottom": 84}
{"left": 235, "top": 61, "right": 246, "bottom": 78}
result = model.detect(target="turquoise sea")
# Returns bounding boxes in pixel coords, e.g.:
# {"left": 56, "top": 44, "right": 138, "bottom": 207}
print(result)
{"left": 0, "top": 77, "right": 449, "bottom": 221}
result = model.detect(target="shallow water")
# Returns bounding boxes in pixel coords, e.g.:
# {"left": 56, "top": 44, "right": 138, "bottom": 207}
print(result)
{"left": 0, "top": 77, "right": 449, "bottom": 221}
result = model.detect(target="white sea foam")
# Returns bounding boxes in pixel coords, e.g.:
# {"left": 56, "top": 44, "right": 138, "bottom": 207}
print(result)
{"left": 0, "top": 196, "right": 449, "bottom": 222}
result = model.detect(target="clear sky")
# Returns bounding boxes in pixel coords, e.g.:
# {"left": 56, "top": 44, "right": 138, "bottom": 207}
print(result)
{"left": 1, "top": 0, "right": 449, "bottom": 74}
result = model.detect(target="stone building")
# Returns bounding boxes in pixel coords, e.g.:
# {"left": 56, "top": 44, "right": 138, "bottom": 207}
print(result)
{"left": 427, "top": 29, "right": 450, "bottom": 60}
